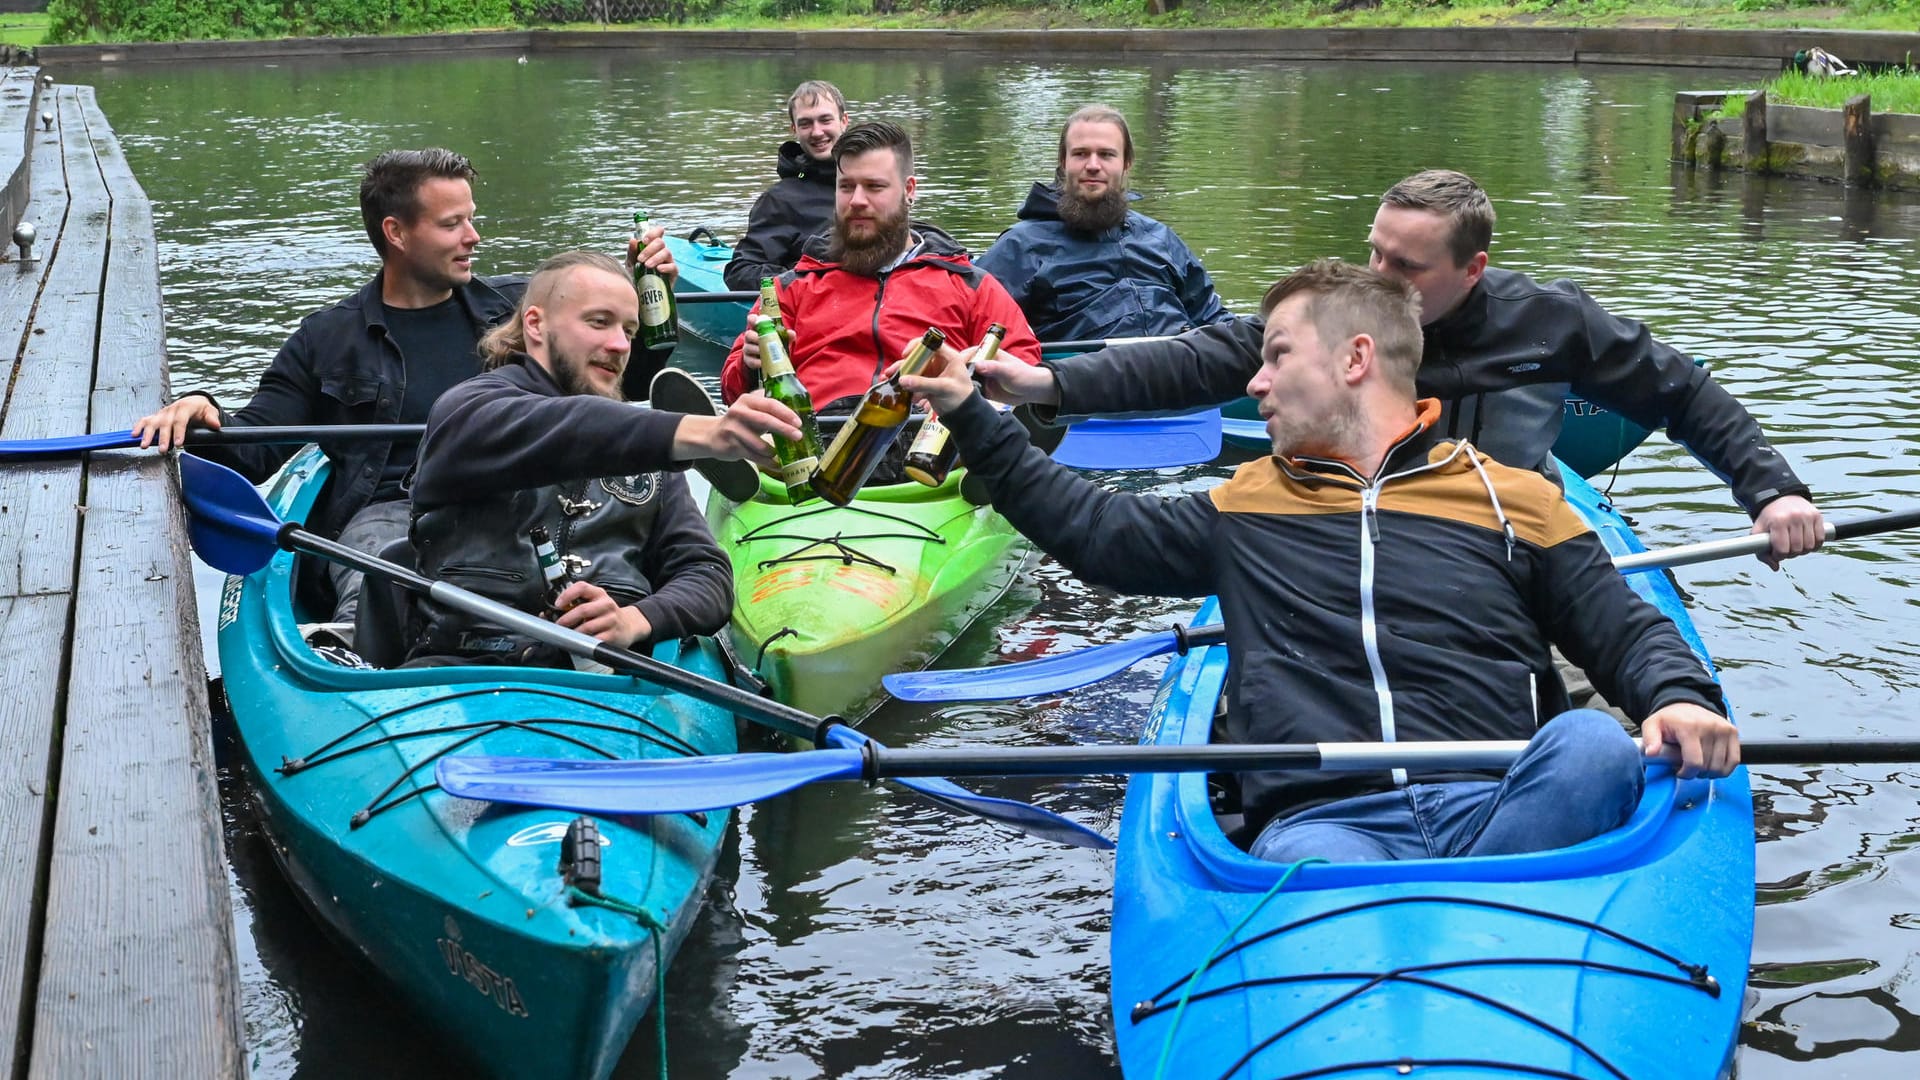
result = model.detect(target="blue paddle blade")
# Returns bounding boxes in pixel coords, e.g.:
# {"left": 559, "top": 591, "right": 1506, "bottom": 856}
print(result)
{"left": 0, "top": 428, "right": 138, "bottom": 459}
{"left": 436, "top": 750, "right": 868, "bottom": 814}
{"left": 883, "top": 629, "right": 1186, "bottom": 702}
{"left": 178, "top": 454, "right": 284, "bottom": 575}
{"left": 1219, "top": 416, "right": 1270, "bottom": 445}
{"left": 1052, "top": 410, "right": 1222, "bottom": 470}
{"left": 818, "top": 725, "right": 1113, "bottom": 851}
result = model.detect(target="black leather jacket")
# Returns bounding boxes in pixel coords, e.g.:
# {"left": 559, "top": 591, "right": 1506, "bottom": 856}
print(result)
{"left": 723, "top": 140, "right": 836, "bottom": 291}
{"left": 1042, "top": 266, "right": 1810, "bottom": 515}
{"left": 186, "top": 271, "right": 525, "bottom": 538}
{"left": 408, "top": 357, "right": 731, "bottom": 661}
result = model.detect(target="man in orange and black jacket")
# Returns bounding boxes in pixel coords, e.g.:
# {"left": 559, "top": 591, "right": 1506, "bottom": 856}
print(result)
{"left": 903, "top": 259, "right": 1741, "bottom": 863}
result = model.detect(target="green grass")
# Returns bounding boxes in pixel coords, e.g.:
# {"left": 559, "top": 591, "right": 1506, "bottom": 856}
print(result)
{"left": 1766, "top": 68, "right": 1920, "bottom": 114}
{"left": 0, "top": 12, "right": 47, "bottom": 47}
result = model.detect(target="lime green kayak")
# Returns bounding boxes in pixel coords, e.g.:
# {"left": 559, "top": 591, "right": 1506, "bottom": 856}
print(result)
{"left": 707, "top": 469, "right": 1029, "bottom": 721}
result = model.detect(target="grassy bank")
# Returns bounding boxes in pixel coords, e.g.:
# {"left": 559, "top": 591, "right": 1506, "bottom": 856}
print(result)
{"left": 1716, "top": 67, "right": 1920, "bottom": 116}
{"left": 30, "top": 0, "right": 1920, "bottom": 46}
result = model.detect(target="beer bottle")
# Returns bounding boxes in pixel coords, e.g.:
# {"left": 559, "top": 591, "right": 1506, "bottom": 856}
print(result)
{"left": 530, "top": 526, "right": 572, "bottom": 618}
{"left": 758, "top": 277, "right": 794, "bottom": 348}
{"left": 812, "top": 327, "right": 946, "bottom": 506}
{"left": 904, "top": 322, "right": 1004, "bottom": 487}
{"left": 755, "top": 317, "right": 824, "bottom": 504}
{"left": 631, "top": 212, "right": 679, "bottom": 351}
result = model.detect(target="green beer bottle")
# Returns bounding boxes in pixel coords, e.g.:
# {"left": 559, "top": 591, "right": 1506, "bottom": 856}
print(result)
{"left": 754, "top": 317, "right": 824, "bottom": 504}
{"left": 812, "top": 327, "right": 946, "bottom": 507}
{"left": 904, "top": 322, "right": 1004, "bottom": 487}
{"left": 759, "top": 277, "right": 794, "bottom": 348}
{"left": 631, "top": 212, "right": 679, "bottom": 351}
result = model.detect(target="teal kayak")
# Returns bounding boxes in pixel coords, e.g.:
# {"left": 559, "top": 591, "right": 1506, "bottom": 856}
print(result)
{"left": 667, "top": 233, "right": 749, "bottom": 347}
{"left": 217, "top": 447, "right": 736, "bottom": 1080}
{"left": 1111, "top": 464, "right": 1753, "bottom": 1078}
{"left": 707, "top": 468, "right": 1029, "bottom": 722}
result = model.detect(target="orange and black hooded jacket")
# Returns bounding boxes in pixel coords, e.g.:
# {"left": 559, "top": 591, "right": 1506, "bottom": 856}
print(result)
{"left": 942, "top": 393, "right": 1725, "bottom": 834}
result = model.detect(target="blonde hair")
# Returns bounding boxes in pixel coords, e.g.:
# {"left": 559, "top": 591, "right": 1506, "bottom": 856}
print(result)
{"left": 1260, "top": 259, "right": 1424, "bottom": 393}
{"left": 479, "top": 251, "right": 631, "bottom": 369}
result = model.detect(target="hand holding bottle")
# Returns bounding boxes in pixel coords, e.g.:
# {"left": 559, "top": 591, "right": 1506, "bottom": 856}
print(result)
{"left": 552, "top": 580, "right": 653, "bottom": 648}
{"left": 670, "top": 391, "right": 802, "bottom": 466}
{"left": 625, "top": 224, "right": 678, "bottom": 286}
{"left": 898, "top": 342, "right": 983, "bottom": 415}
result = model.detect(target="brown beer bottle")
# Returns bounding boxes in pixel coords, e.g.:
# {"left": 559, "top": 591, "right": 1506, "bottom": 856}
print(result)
{"left": 904, "top": 323, "right": 1004, "bottom": 487}
{"left": 811, "top": 327, "right": 946, "bottom": 506}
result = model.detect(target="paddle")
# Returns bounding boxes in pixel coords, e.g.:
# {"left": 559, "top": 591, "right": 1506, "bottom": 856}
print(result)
{"left": 2, "top": 412, "right": 929, "bottom": 463}
{"left": 675, "top": 290, "right": 757, "bottom": 303}
{"left": 883, "top": 504, "right": 1920, "bottom": 703}
{"left": 175, "top": 454, "right": 1111, "bottom": 851}
{"left": 435, "top": 735, "right": 1920, "bottom": 817}
{"left": 0, "top": 424, "right": 425, "bottom": 460}
{"left": 1220, "top": 416, "right": 1267, "bottom": 443}
{"left": 1052, "top": 410, "right": 1224, "bottom": 471}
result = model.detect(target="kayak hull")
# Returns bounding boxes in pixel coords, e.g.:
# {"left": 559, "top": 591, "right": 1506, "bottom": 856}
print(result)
{"left": 1110, "top": 464, "right": 1753, "bottom": 1078}
{"left": 667, "top": 234, "right": 749, "bottom": 347}
{"left": 709, "top": 469, "right": 1029, "bottom": 722}
{"left": 218, "top": 448, "right": 736, "bottom": 1080}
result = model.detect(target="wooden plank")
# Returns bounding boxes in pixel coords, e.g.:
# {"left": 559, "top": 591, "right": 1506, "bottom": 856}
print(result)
{"left": 0, "top": 87, "right": 103, "bottom": 599}
{"left": 1872, "top": 110, "right": 1920, "bottom": 153}
{"left": 0, "top": 594, "right": 69, "bottom": 1075}
{"left": 1768, "top": 104, "right": 1846, "bottom": 149}
{"left": 0, "top": 81, "right": 79, "bottom": 1078}
{"left": 26, "top": 88, "right": 242, "bottom": 1079}
{"left": 76, "top": 86, "right": 166, "bottom": 421}
{"left": 0, "top": 68, "right": 36, "bottom": 245}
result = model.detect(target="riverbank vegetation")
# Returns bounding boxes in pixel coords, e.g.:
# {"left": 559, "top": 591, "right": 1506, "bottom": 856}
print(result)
{"left": 1716, "top": 67, "right": 1920, "bottom": 116}
{"left": 36, "top": 0, "right": 1920, "bottom": 46}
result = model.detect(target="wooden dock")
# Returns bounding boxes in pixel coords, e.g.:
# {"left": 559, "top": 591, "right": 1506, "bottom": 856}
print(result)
{"left": 0, "top": 66, "right": 243, "bottom": 1076}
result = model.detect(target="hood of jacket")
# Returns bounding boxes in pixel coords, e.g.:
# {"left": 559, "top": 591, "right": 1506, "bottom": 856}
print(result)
{"left": 775, "top": 139, "right": 836, "bottom": 185}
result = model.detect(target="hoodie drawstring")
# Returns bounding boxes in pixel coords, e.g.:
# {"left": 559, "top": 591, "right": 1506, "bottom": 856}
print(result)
{"left": 1464, "top": 444, "right": 1517, "bottom": 561}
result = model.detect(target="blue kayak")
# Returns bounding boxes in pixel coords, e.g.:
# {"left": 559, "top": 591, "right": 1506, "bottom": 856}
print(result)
{"left": 216, "top": 447, "right": 737, "bottom": 1079}
{"left": 1110, "top": 464, "right": 1753, "bottom": 1078}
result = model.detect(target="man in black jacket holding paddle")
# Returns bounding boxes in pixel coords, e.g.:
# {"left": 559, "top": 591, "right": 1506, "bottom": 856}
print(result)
{"left": 131, "top": 148, "right": 681, "bottom": 625}
{"left": 903, "top": 259, "right": 1739, "bottom": 862}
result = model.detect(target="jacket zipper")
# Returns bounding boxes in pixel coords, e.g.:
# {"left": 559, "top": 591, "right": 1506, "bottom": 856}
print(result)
{"left": 1356, "top": 483, "right": 1405, "bottom": 787}
{"left": 869, "top": 271, "right": 891, "bottom": 385}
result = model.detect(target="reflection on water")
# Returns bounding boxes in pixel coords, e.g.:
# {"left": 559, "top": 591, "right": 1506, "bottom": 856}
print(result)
{"left": 84, "top": 49, "right": 1920, "bottom": 1077}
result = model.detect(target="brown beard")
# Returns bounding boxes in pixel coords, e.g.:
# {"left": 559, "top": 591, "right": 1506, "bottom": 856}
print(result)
{"left": 1056, "top": 176, "right": 1130, "bottom": 235}
{"left": 549, "top": 342, "right": 626, "bottom": 402}
{"left": 827, "top": 201, "right": 913, "bottom": 277}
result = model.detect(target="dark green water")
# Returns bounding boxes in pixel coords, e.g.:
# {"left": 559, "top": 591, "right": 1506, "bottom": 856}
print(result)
{"left": 81, "top": 47, "right": 1920, "bottom": 1078}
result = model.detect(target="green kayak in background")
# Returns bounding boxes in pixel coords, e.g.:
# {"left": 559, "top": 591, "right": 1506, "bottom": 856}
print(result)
{"left": 707, "top": 468, "right": 1030, "bottom": 722}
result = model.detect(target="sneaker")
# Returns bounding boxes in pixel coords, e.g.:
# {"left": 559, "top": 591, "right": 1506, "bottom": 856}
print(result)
{"left": 960, "top": 405, "right": 1066, "bottom": 505}
{"left": 298, "top": 621, "right": 356, "bottom": 651}
{"left": 648, "top": 367, "right": 763, "bottom": 503}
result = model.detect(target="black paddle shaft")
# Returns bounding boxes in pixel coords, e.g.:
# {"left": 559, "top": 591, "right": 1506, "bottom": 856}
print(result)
{"left": 279, "top": 524, "right": 834, "bottom": 744}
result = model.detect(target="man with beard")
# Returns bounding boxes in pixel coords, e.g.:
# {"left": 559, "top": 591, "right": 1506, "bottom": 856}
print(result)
{"left": 976, "top": 105, "right": 1232, "bottom": 342}
{"left": 403, "top": 252, "right": 802, "bottom": 667}
{"left": 721, "top": 120, "right": 1041, "bottom": 426}
{"left": 902, "top": 259, "right": 1739, "bottom": 863}
{"left": 723, "top": 80, "right": 850, "bottom": 290}
{"left": 967, "top": 168, "right": 1825, "bottom": 572}
{"left": 129, "top": 148, "right": 683, "bottom": 629}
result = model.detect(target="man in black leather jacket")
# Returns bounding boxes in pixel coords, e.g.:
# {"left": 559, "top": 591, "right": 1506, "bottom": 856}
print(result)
{"left": 132, "top": 148, "right": 680, "bottom": 622}
{"left": 969, "top": 168, "right": 1826, "bottom": 569}
{"left": 723, "top": 80, "right": 848, "bottom": 291}
{"left": 407, "top": 251, "right": 800, "bottom": 666}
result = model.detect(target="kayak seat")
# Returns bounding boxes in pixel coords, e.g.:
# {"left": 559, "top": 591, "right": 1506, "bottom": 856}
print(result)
{"left": 351, "top": 537, "right": 420, "bottom": 669}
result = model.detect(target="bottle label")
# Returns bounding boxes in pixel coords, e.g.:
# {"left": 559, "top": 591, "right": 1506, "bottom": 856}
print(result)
{"left": 638, "top": 274, "right": 671, "bottom": 326}
{"left": 908, "top": 418, "right": 950, "bottom": 457}
{"left": 762, "top": 346, "right": 796, "bottom": 380}
{"left": 778, "top": 456, "right": 818, "bottom": 487}
{"left": 819, "top": 415, "right": 859, "bottom": 468}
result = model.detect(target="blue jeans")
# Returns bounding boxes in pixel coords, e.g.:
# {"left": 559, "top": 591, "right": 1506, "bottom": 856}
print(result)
{"left": 1248, "top": 710, "right": 1644, "bottom": 863}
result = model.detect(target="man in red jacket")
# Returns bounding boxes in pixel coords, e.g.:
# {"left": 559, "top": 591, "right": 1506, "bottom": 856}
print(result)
{"left": 723, "top": 120, "right": 1043, "bottom": 412}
